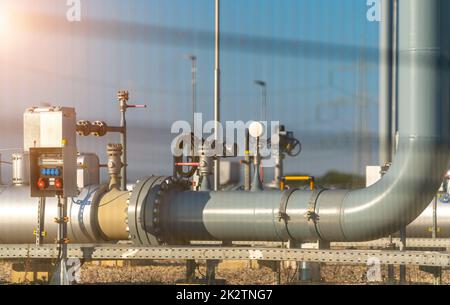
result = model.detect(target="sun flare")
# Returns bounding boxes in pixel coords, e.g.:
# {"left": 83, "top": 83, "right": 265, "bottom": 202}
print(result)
{"left": 0, "top": 9, "right": 11, "bottom": 39}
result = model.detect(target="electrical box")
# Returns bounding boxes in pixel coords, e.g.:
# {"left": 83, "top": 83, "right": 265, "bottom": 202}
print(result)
{"left": 29, "top": 147, "right": 77, "bottom": 197}
{"left": 24, "top": 107, "right": 77, "bottom": 197}
{"left": 24, "top": 107, "right": 77, "bottom": 152}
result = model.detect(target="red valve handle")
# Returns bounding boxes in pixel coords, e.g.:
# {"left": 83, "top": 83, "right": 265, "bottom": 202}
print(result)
{"left": 127, "top": 104, "right": 147, "bottom": 109}
{"left": 175, "top": 162, "right": 200, "bottom": 167}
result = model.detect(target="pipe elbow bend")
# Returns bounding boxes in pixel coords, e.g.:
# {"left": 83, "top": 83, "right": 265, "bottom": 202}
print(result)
{"left": 313, "top": 137, "right": 449, "bottom": 242}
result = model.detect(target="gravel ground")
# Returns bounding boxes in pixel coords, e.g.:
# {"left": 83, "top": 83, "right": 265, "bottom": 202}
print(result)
{"left": 0, "top": 260, "right": 448, "bottom": 285}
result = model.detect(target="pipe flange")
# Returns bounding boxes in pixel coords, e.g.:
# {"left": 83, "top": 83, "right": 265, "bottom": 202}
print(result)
{"left": 128, "top": 176, "right": 164, "bottom": 246}
{"left": 127, "top": 176, "right": 188, "bottom": 246}
{"left": 151, "top": 177, "right": 189, "bottom": 244}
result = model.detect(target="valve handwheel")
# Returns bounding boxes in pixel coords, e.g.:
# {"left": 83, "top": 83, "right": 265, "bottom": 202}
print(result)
{"left": 173, "top": 133, "right": 201, "bottom": 178}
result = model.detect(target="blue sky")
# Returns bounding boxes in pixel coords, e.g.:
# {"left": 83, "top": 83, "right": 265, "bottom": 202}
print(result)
{"left": 0, "top": 0, "right": 380, "bottom": 182}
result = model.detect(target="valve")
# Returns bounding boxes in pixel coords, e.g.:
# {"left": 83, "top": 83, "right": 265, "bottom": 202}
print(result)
{"left": 118, "top": 90, "right": 147, "bottom": 112}
{"left": 173, "top": 133, "right": 201, "bottom": 179}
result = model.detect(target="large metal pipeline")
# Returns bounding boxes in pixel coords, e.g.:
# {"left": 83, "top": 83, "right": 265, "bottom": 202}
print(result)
{"left": 402, "top": 200, "right": 450, "bottom": 238}
{"left": 0, "top": 0, "right": 449, "bottom": 245}
{"left": 159, "top": 192, "right": 450, "bottom": 243}
{"left": 154, "top": 0, "right": 450, "bottom": 244}
{"left": 0, "top": 183, "right": 449, "bottom": 244}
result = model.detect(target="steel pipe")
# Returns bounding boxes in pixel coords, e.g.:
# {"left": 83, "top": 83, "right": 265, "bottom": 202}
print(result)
{"left": 379, "top": 0, "right": 394, "bottom": 165}
{"left": 0, "top": 0, "right": 449, "bottom": 246}
{"left": 0, "top": 185, "right": 108, "bottom": 244}
{"left": 156, "top": 0, "right": 450, "bottom": 243}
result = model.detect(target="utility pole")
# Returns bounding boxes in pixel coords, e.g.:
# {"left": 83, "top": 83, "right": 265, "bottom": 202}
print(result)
{"left": 185, "top": 54, "right": 197, "bottom": 129}
{"left": 254, "top": 80, "right": 267, "bottom": 122}
{"left": 213, "top": 0, "right": 221, "bottom": 191}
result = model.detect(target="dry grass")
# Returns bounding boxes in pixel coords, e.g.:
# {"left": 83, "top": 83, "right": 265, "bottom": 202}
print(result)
{"left": 0, "top": 260, "right": 448, "bottom": 285}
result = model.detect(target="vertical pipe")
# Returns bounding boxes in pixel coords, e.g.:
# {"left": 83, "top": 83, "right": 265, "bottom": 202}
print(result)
{"left": 213, "top": 0, "right": 221, "bottom": 191}
{"left": 262, "top": 86, "right": 267, "bottom": 122}
{"left": 379, "top": 0, "right": 394, "bottom": 166}
{"left": 273, "top": 125, "right": 283, "bottom": 186}
{"left": 244, "top": 129, "right": 251, "bottom": 191}
{"left": 274, "top": 154, "right": 283, "bottom": 187}
{"left": 251, "top": 137, "right": 264, "bottom": 192}
{"left": 391, "top": 0, "right": 399, "bottom": 157}
{"left": 192, "top": 56, "right": 197, "bottom": 129}
{"left": 55, "top": 196, "right": 69, "bottom": 285}
{"left": 120, "top": 111, "right": 127, "bottom": 191}
{"left": 36, "top": 197, "right": 46, "bottom": 246}
{"left": 399, "top": 226, "right": 407, "bottom": 283}
{"left": 432, "top": 196, "right": 438, "bottom": 239}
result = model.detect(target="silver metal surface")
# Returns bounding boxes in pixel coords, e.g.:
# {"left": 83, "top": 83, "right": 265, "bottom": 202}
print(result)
{"left": 12, "top": 153, "right": 29, "bottom": 186}
{"left": 0, "top": 186, "right": 59, "bottom": 244}
{"left": 165, "top": 191, "right": 298, "bottom": 242}
{"left": 0, "top": 244, "right": 448, "bottom": 267}
{"left": 0, "top": 185, "right": 106, "bottom": 244}
{"left": 366, "top": 167, "right": 450, "bottom": 239}
{"left": 402, "top": 201, "right": 450, "bottom": 238}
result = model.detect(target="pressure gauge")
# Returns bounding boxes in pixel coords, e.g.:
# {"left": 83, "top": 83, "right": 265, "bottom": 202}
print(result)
{"left": 249, "top": 121, "right": 265, "bottom": 138}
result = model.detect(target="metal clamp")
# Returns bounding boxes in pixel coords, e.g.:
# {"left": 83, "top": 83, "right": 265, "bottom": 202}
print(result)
{"left": 305, "top": 189, "right": 327, "bottom": 241}
{"left": 33, "top": 229, "right": 47, "bottom": 237}
{"left": 55, "top": 238, "right": 70, "bottom": 244}
{"left": 305, "top": 189, "right": 325, "bottom": 224}
{"left": 54, "top": 216, "right": 70, "bottom": 224}
{"left": 278, "top": 188, "right": 298, "bottom": 224}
